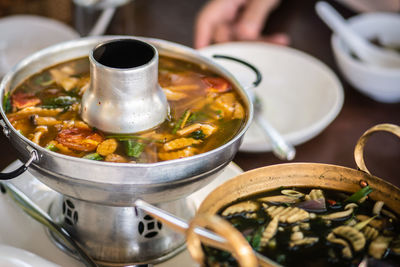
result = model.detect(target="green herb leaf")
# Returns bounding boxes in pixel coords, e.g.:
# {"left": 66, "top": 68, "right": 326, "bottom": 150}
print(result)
{"left": 34, "top": 73, "right": 54, "bottom": 86}
{"left": 45, "top": 143, "right": 59, "bottom": 152}
{"left": 251, "top": 225, "right": 265, "bottom": 251}
{"left": 42, "top": 96, "right": 78, "bottom": 109}
{"left": 172, "top": 109, "right": 190, "bottom": 134}
{"left": 189, "top": 130, "right": 206, "bottom": 140}
{"left": 124, "top": 140, "right": 145, "bottom": 158}
{"left": 345, "top": 186, "right": 373, "bottom": 203}
{"left": 83, "top": 153, "right": 103, "bottom": 161}
{"left": 3, "top": 91, "right": 12, "bottom": 113}
{"left": 187, "top": 111, "right": 208, "bottom": 123}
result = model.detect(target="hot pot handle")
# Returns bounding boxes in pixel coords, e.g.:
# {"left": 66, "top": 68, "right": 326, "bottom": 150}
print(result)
{"left": 0, "top": 148, "right": 37, "bottom": 180}
{"left": 212, "top": 55, "right": 262, "bottom": 87}
{"left": 186, "top": 214, "right": 258, "bottom": 267}
{"left": 354, "top": 123, "right": 400, "bottom": 175}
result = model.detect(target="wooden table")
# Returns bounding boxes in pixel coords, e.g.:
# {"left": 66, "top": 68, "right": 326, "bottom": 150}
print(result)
{"left": 1, "top": 0, "right": 399, "bottom": 187}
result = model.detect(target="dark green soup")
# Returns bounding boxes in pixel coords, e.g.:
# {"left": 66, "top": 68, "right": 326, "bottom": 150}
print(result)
{"left": 205, "top": 187, "right": 400, "bottom": 267}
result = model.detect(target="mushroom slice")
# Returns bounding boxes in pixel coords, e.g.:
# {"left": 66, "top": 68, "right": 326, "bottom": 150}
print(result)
{"left": 260, "top": 216, "right": 280, "bottom": 246}
{"left": 265, "top": 206, "right": 310, "bottom": 223}
{"left": 369, "top": 236, "right": 393, "bottom": 259}
{"left": 363, "top": 225, "right": 379, "bottom": 240}
{"left": 163, "top": 138, "right": 202, "bottom": 151}
{"left": 30, "top": 115, "right": 61, "bottom": 126}
{"left": 31, "top": 126, "right": 48, "bottom": 145}
{"left": 258, "top": 195, "right": 300, "bottom": 204}
{"left": 163, "top": 88, "right": 188, "bottom": 101}
{"left": 282, "top": 190, "right": 304, "bottom": 198}
{"left": 49, "top": 68, "right": 79, "bottom": 91}
{"left": 332, "top": 226, "right": 366, "bottom": 252}
{"left": 326, "top": 232, "right": 353, "bottom": 259}
{"left": 321, "top": 203, "right": 358, "bottom": 220}
{"left": 221, "top": 201, "right": 260, "bottom": 217}
{"left": 7, "top": 107, "right": 63, "bottom": 122}
{"left": 373, "top": 201, "right": 384, "bottom": 216}
{"left": 305, "top": 189, "right": 324, "bottom": 201}
{"left": 291, "top": 231, "right": 304, "bottom": 241}
{"left": 176, "top": 123, "right": 217, "bottom": 138}
{"left": 289, "top": 237, "right": 319, "bottom": 248}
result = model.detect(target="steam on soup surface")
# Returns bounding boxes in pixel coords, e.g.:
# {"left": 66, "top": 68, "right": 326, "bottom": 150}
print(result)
{"left": 4, "top": 56, "right": 246, "bottom": 163}
{"left": 205, "top": 187, "right": 400, "bottom": 267}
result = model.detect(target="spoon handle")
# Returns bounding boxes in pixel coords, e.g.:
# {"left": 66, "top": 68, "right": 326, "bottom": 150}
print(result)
{"left": 315, "top": 2, "right": 370, "bottom": 61}
{"left": 254, "top": 112, "right": 296, "bottom": 161}
{"left": 134, "top": 199, "right": 230, "bottom": 251}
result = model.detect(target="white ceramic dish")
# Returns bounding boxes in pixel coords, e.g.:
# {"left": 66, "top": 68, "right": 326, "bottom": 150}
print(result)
{"left": 0, "top": 245, "right": 60, "bottom": 267}
{"left": 199, "top": 42, "right": 344, "bottom": 152}
{"left": 331, "top": 12, "right": 400, "bottom": 103}
{"left": 0, "top": 161, "right": 242, "bottom": 267}
{"left": 0, "top": 15, "right": 79, "bottom": 77}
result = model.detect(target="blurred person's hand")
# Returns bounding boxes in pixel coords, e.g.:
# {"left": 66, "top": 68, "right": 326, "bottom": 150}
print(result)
{"left": 194, "top": 0, "right": 290, "bottom": 49}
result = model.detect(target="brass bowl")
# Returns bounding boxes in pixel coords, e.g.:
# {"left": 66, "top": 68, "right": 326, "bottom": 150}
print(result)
{"left": 192, "top": 123, "right": 400, "bottom": 266}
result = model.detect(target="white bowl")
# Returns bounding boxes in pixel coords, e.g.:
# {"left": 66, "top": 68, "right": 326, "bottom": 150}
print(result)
{"left": 331, "top": 12, "right": 400, "bottom": 103}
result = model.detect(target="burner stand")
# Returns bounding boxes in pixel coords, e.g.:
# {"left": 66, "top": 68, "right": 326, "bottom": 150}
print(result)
{"left": 47, "top": 194, "right": 195, "bottom": 266}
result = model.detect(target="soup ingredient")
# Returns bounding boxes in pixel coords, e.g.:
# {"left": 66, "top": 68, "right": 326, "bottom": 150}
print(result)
{"left": 260, "top": 216, "right": 279, "bottom": 246}
{"left": 369, "top": 236, "right": 393, "bottom": 259}
{"left": 96, "top": 139, "right": 118, "bottom": 156}
{"left": 83, "top": 153, "right": 103, "bottom": 161}
{"left": 205, "top": 187, "right": 400, "bottom": 267}
{"left": 264, "top": 205, "right": 310, "bottom": 223}
{"left": 321, "top": 203, "right": 357, "bottom": 220}
{"left": 344, "top": 185, "right": 372, "bottom": 203}
{"left": 221, "top": 201, "right": 260, "bottom": 217}
{"left": 5, "top": 56, "right": 246, "bottom": 163}
{"left": 124, "top": 140, "right": 145, "bottom": 158}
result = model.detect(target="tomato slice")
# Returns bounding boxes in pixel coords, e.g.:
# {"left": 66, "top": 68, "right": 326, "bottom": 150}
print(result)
{"left": 12, "top": 92, "right": 41, "bottom": 109}
{"left": 56, "top": 128, "right": 103, "bottom": 152}
{"left": 202, "top": 77, "right": 231, "bottom": 93}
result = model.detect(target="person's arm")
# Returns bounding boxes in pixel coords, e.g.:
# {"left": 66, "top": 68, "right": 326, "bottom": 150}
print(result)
{"left": 194, "top": 0, "right": 289, "bottom": 49}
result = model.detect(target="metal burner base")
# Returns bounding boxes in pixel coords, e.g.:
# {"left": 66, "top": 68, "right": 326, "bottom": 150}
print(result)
{"left": 47, "top": 195, "right": 195, "bottom": 266}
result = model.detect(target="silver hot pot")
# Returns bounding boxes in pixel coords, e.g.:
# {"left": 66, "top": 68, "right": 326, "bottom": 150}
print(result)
{"left": 0, "top": 36, "right": 257, "bottom": 265}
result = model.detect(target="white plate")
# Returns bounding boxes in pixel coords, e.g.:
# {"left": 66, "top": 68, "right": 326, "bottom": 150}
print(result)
{"left": 0, "top": 245, "right": 60, "bottom": 267}
{"left": 0, "top": 161, "right": 242, "bottom": 267}
{"left": 0, "top": 15, "right": 79, "bottom": 77}
{"left": 199, "top": 42, "right": 344, "bottom": 152}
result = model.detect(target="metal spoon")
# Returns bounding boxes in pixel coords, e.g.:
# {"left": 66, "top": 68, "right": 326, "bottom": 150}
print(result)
{"left": 248, "top": 89, "right": 296, "bottom": 161}
{"left": 213, "top": 55, "right": 296, "bottom": 161}
{"left": 316, "top": 1, "right": 400, "bottom": 68}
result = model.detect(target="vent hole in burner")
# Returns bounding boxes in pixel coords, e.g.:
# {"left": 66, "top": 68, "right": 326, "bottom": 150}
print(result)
{"left": 138, "top": 214, "right": 163, "bottom": 239}
{"left": 93, "top": 39, "right": 155, "bottom": 69}
{"left": 63, "top": 199, "right": 78, "bottom": 226}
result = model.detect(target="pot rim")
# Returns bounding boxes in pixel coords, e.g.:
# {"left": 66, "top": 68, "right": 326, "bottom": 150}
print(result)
{"left": 0, "top": 35, "right": 253, "bottom": 170}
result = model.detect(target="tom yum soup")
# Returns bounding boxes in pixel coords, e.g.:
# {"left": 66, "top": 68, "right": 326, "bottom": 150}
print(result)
{"left": 205, "top": 187, "right": 400, "bottom": 267}
{"left": 4, "top": 56, "right": 246, "bottom": 163}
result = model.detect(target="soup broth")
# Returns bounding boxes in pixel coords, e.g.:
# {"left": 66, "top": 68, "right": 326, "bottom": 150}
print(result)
{"left": 4, "top": 56, "right": 246, "bottom": 163}
{"left": 205, "top": 187, "right": 400, "bottom": 267}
